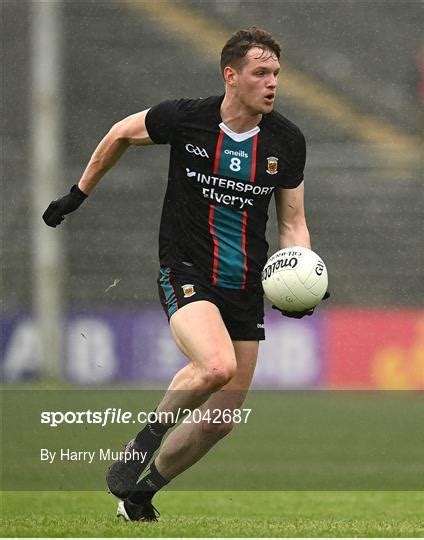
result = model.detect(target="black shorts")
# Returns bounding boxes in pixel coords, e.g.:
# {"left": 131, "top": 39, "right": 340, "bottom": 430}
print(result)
{"left": 157, "top": 266, "right": 265, "bottom": 341}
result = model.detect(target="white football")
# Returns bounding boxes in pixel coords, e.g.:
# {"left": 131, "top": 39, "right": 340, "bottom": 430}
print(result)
{"left": 261, "top": 246, "right": 328, "bottom": 311}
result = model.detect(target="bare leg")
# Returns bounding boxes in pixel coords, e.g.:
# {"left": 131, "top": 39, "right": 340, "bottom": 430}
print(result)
{"left": 118, "top": 340, "right": 257, "bottom": 521}
{"left": 154, "top": 340, "right": 258, "bottom": 480}
{"left": 155, "top": 300, "right": 238, "bottom": 417}
{"left": 107, "top": 300, "right": 238, "bottom": 499}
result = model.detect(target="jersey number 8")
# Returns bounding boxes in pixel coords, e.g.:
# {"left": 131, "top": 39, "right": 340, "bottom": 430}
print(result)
{"left": 229, "top": 157, "right": 241, "bottom": 172}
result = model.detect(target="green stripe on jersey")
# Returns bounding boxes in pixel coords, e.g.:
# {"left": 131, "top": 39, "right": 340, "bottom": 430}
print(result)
{"left": 214, "top": 206, "right": 244, "bottom": 288}
{"left": 214, "top": 133, "right": 254, "bottom": 288}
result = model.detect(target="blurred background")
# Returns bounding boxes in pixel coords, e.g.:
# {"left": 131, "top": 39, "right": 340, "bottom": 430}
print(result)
{"left": 1, "top": 0, "right": 423, "bottom": 388}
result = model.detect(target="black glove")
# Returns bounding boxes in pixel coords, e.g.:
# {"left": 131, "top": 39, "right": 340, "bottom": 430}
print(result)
{"left": 273, "top": 291, "right": 330, "bottom": 319}
{"left": 42, "top": 184, "right": 87, "bottom": 227}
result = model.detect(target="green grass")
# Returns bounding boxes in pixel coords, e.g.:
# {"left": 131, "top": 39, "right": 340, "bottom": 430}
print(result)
{"left": 3, "top": 390, "right": 423, "bottom": 491}
{"left": 2, "top": 390, "right": 423, "bottom": 536}
{"left": 1, "top": 490, "right": 423, "bottom": 537}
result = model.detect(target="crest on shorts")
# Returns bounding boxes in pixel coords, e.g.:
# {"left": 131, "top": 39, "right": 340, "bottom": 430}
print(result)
{"left": 266, "top": 156, "right": 279, "bottom": 175}
{"left": 182, "top": 284, "right": 196, "bottom": 298}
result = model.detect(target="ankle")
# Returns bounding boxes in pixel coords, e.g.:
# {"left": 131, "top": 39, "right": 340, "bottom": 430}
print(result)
{"left": 128, "top": 461, "right": 170, "bottom": 505}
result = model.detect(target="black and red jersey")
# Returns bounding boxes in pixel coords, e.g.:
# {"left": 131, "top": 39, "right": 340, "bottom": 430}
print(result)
{"left": 145, "top": 95, "right": 306, "bottom": 290}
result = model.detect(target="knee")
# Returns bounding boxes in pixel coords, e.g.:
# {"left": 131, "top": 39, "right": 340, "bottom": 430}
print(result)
{"left": 200, "top": 418, "right": 234, "bottom": 439}
{"left": 198, "top": 358, "right": 236, "bottom": 392}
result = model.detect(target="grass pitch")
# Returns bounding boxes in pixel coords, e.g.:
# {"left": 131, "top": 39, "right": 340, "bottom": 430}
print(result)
{"left": 2, "top": 390, "right": 422, "bottom": 536}
{"left": 1, "top": 490, "right": 423, "bottom": 537}
{"left": 3, "top": 390, "right": 423, "bottom": 491}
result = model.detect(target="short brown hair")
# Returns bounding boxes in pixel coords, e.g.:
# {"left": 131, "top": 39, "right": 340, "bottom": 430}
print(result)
{"left": 220, "top": 27, "right": 281, "bottom": 76}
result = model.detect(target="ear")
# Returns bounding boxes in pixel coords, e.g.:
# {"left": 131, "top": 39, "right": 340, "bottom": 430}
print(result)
{"left": 223, "top": 65, "right": 237, "bottom": 87}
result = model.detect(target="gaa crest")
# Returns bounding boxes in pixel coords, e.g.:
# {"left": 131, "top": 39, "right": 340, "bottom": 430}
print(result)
{"left": 266, "top": 156, "right": 278, "bottom": 175}
{"left": 182, "top": 284, "right": 196, "bottom": 298}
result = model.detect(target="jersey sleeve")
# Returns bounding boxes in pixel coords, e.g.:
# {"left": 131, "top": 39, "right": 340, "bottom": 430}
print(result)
{"left": 279, "top": 130, "right": 306, "bottom": 189}
{"left": 145, "top": 100, "right": 185, "bottom": 144}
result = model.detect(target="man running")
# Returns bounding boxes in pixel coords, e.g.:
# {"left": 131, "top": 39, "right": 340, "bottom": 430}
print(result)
{"left": 43, "top": 27, "right": 323, "bottom": 522}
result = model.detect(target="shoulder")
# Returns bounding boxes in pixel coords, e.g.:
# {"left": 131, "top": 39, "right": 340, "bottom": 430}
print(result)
{"left": 172, "top": 95, "right": 222, "bottom": 119}
{"left": 146, "top": 95, "right": 221, "bottom": 126}
{"left": 260, "top": 110, "right": 306, "bottom": 186}
{"left": 145, "top": 95, "right": 221, "bottom": 144}
{"left": 154, "top": 95, "right": 221, "bottom": 114}
{"left": 261, "top": 110, "right": 305, "bottom": 145}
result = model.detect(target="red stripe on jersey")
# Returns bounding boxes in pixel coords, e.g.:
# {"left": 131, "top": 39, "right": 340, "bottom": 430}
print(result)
{"left": 250, "top": 133, "right": 258, "bottom": 183}
{"left": 208, "top": 204, "right": 219, "bottom": 285}
{"left": 241, "top": 210, "right": 248, "bottom": 289}
{"left": 210, "top": 130, "right": 224, "bottom": 284}
{"left": 213, "top": 130, "right": 224, "bottom": 174}
{"left": 241, "top": 133, "right": 258, "bottom": 286}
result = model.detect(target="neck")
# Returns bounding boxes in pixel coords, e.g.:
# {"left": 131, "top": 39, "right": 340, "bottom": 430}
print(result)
{"left": 220, "top": 93, "right": 262, "bottom": 133}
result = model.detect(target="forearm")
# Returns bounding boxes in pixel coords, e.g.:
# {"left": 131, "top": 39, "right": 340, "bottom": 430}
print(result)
{"left": 42, "top": 110, "right": 151, "bottom": 227}
{"left": 78, "top": 127, "right": 130, "bottom": 195}
{"left": 278, "top": 220, "right": 311, "bottom": 250}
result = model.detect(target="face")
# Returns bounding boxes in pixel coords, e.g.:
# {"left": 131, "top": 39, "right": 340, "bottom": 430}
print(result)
{"left": 226, "top": 47, "right": 280, "bottom": 115}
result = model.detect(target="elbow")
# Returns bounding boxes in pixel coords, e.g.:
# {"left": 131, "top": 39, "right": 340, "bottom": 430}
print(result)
{"left": 278, "top": 218, "right": 310, "bottom": 248}
{"left": 279, "top": 216, "right": 309, "bottom": 235}
{"left": 108, "top": 121, "right": 130, "bottom": 145}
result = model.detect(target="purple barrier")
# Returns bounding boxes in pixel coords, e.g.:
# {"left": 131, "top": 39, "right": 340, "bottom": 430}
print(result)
{"left": 0, "top": 309, "right": 324, "bottom": 388}
{"left": 255, "top": 311, "right": 324, "bottom": 387}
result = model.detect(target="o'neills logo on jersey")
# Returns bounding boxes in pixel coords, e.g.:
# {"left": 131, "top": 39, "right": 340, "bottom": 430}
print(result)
{"left": 266, "top": 156, "right": 279, "bottom": 175}
{"left": 182, "top": 284, "right": 196, "bottom": 298}
{"left": 224, "top": 149, "right": 248, "bottom": 158}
